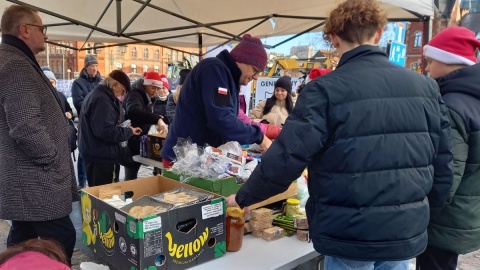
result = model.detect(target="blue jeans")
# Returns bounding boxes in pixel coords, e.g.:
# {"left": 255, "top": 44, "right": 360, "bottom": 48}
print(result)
{"left": 77, "top": 152, "right": 87, "bottom": 186}
{"left": 324, "top": 256, "right": 410, "bottom": 270}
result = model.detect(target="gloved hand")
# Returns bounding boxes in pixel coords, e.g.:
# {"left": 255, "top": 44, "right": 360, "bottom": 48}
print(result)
{"left": 265, "top": 124, "right": 281, "bottom": 139}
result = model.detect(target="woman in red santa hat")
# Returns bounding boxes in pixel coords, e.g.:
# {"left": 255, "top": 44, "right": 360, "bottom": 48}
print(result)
{"left": 123, "top": 71, "right": 168, "bottom": 180}
{"left": 297, "top": 67, "right": 332, "bottom": 95}
{"left": 417, "top": 25, "right": 480, "bottom": 270}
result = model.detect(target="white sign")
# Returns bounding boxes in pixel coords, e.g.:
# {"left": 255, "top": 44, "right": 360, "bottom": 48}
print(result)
{"left": 253, "top": 77, "right": 301, "bottom": 107}
{"left": 202, "top": 202, "right": 223, "bottom": 219}
{"left": 143, "top": 216, "right": 162, "bottom": 233}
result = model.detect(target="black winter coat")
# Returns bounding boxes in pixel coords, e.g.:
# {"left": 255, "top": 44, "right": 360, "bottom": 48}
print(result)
{"left": 124, "top": 79, "right": 161, "bottom": 155}
{"left": 71, "top": 68, "right": 102, "bottom": 116}
{"left": 78, "top": 85, "right": 133, "bottom": 163}
{"left": 152, "top": 93, "right": 171, "bottom": 125}
{"left": 236, "top": 45, "right": 453, "bottom": 261}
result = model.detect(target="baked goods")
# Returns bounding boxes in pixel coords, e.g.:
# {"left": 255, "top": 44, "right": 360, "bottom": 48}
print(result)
{"left": 128, "top": 205, "right": 168, "bottom": 219}
{"left": 161, "top": 192, "right": 198, "bottom": 205}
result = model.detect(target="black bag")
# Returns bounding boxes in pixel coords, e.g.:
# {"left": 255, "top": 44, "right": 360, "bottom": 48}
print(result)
{"left": 118, "top": 142, "right": 134, "bottom": 166}
{"left": 67, "top": 120, "right": 77, "bottom": 152}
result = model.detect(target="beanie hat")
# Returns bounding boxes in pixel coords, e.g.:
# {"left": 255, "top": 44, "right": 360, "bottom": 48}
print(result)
{"left": 305, "top": 68, "right": 332, "bottom": 83}
{"left": 143, "top": 71, "right": 163, "bottom": 88}
{"left": 109, "top": 70, "right": 131, "bottom": 92}
{"left": 84, "top": 54, "right": 98, "bottom": 68}
{"left": 41, "top": 66, "right": 51, "bottom": 71}
{"left": 43, "top": 70, "right": 57, "bottom": 82}
{"left": 274, "top": 76, "right": 292, "bottom": 93}
{"left": 423, "top": 26, "right": 480, "bottom": 66}
{"left": 179, "top": 69, "right": 191, "bottom": 85}
{"left": 230, "top": 34, "right": 268, "bottom": 70}
{"left": 160, "top": 77, "right": 170, "bottom": 90}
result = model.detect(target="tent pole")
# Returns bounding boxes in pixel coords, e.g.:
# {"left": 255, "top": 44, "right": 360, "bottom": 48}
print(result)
{"left": 422, "top": 16, "right": 431, "bottom": 75}
{"left": 116, "top": 0, "right": 122, "bottom": 33}
{"left": 199, "top": 33, "right": 203, "bottom": 60}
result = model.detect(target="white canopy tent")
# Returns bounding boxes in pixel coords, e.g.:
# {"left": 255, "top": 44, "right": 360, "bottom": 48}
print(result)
{"left": 0, "top": 0, "right": 434, "bottom": 55}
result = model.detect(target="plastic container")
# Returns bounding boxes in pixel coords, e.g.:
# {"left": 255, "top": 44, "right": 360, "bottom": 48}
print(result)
{"left": 285, "top": 198, "right": 301, "bottom": 217}
{"left": 226, "top": 207, "right": 245, "bottom": 252}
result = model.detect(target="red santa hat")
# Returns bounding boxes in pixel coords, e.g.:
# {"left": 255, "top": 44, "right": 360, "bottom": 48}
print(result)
{"left": 423, "top": 26, "right": 480, "bottom": 66}
{"left": 305, "top": 68, "right": 332, "bottom": 83}
{"left": 143, "top": 71, "right": 163, "bottom": 88}
{"left": 160, "top": 76, "right": 170, "bottom": 90}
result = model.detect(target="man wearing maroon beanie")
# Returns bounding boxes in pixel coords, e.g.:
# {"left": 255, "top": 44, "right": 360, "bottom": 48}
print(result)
{"left": 161, "top": 34, "right": 272, "bottom": 167}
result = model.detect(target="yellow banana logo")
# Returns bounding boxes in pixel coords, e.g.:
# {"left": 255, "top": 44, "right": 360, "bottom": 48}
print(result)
{"left": 99, "top": 225, "right": 115, "bottom": 255}
{"left": 165, "top": 227, "right": 209, "bottom": 259}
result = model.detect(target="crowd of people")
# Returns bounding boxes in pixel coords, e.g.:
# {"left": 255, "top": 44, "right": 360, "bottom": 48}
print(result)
{"left": 1, "top": 0, "right": 480, "bottom": 269}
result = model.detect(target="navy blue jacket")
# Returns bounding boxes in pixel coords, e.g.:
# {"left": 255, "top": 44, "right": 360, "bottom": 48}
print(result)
{"left": 236, "top": 45, "right": 453, "bottom": 260}
{"left": 161, "top": 50, "right": 264, "bottom": 160}
{"left": 78, "top": 85, "right": 133, "bottom": 163}
{"left": 71, "top": 68, "right": 102, "bottom": 116}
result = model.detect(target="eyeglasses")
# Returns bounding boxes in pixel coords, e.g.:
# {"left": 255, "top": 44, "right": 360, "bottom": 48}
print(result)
{"left": 24, "top": 23, "right": 47, "bottom": 35}
{"left": 252, "top": 66, "right": 262, "bottom": 76}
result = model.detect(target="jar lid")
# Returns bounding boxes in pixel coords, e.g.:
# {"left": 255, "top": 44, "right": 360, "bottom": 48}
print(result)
{"left": 287, "top": 198, "right": 300, "bottom": 205}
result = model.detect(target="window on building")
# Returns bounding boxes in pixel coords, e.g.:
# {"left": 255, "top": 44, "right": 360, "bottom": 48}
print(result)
{"left": 414, "top": 31, "right": 422, "bottom": 48}
{"left": 143, "top": 48, "right": 149, "bottom": 60}
{"left": 143, "top": 64, "right": 148, "bottom": 73}
{"left": 172, "top": 51, "right": 177, "bottom": 62}
{"left": 154, "top": 65, "right": 159, "bottom": 73}
{"left": 178, "top": 52, "right": 183, "bottom": 61}
{"left": 57, "top": 61, "right": 61, "bottom": 76}
{"left": 154, "top": 49, "right": 160, "bottom": 61}
{"left": 69, "top": 43, "right": 73, "bottom": 55}
{"left": 86, "top": 44, "right": 90, "bottom": 55}
{"left": 131, "top": 64, "right": 137, "bottom": 73}
{"left": 55, "top": 45, "right": 61, "bottom": 55}
{"left": 132, "top": 47, "right": 137, "bottom": 59}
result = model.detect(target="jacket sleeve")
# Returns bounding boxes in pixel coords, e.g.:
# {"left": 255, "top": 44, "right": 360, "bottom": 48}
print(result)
{"left": 445, "top": 107, "right": 468, "bottom": 203}
{"left": 125, "top": 91, "right": 160, "bottom": 125}
{"left": 71, "top": 80, "right": 85, "bottom": 114}
{"left": 250, "top": 100, "right": 265, "bottom": 120}
{"left": 88, "top": 97, "right": 133, "bottom": 143}
{"left": 199, "top": 64, "right": 264, "bottom": 145}
{"left": 428, "top": 94, "right": 454, "bottom": 220}
{"left": 166, "top": 95, "right": 176, "bottom": 124}
{"left": 236, "top": 80, "right": 330, "bottom": 207}
{"left": 58, "top": 91, "right": 74, "bottom": 121}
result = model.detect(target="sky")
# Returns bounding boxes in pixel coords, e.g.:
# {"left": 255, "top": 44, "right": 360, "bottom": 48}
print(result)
{"left": 264, "top": 24, "right": 397, "bottom": 55}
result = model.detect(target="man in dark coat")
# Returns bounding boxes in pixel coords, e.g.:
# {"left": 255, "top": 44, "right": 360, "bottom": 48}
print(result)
{"left": 161, "top": 34, "right": 272, "bottom": 167}
{"left": 0, "top": 5, "right": 78, "bottom": 265}
{"left": 79, "top": 70, "right": 142, "bottom": 186}
{"left": 228, "top": 1, "right": 453, "bottom": 269}
{"left": 71, "top": 54, "right": 102, "bottom": 188}
{"left": 417, "top": 26, "right": 480, "bottom": 270}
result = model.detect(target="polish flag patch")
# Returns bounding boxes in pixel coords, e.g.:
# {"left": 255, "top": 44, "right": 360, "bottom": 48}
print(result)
{"left": 218, "top": 87, "right": 228, "bottom": 95}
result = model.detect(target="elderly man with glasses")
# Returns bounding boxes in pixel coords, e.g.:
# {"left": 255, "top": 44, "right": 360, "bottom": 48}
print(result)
{"left": 161, "top": 34, "right": 273, "bottom": 168}
{"left": 0, "top": 5, "right": 78, "bottom": 266}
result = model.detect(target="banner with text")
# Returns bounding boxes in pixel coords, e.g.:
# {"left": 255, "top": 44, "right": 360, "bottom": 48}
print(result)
{"left": 253, "top": 77, "right": 301, "bottom": 108}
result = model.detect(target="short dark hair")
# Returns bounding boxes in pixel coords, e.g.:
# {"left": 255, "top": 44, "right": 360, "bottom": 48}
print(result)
{"left": 1, "top": 5, "right": 38, "bottom": 36}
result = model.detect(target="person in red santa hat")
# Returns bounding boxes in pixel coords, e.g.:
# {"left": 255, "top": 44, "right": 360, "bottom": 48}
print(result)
{"left": 152, "top": 74, "right": 171, "bottom": 125}
{"left": 417, "top": 26, "right": 480, "bottom": 270}
{"left": 123, "top": 71, "right": 168, "bottom": 180}
{"left": 297, "top": 67, "right": 332, "bottom": 94}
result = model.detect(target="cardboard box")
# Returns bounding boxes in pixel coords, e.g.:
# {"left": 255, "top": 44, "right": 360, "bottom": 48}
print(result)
{"left": 162, "top": 169, "right": 297, "bottom": 210}
{"left": 147, "top": 133, "right": 166, "bottom": 161}
{"left": 81, "top": 176, "right": 226, "bottom": 270}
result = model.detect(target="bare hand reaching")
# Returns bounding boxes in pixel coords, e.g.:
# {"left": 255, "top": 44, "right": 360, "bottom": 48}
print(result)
{"left": 157, "top": 118, "right": 168, "bottom": 134}
{"left": 130, "top": 127, "right": 142, "bottom": 135}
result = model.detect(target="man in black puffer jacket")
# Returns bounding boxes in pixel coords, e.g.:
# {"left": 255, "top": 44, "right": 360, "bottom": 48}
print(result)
{"left": 228, "top": 1, "right": 453, "bottom": 268}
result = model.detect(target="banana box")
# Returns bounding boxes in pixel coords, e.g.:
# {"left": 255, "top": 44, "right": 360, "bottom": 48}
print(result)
{"left": 81, "top": 176, "right": 226, "bottom": 270}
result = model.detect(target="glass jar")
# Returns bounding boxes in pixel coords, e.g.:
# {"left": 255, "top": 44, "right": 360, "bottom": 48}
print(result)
{"left": 226, "top": 207, "right": 245, "bottom": 252}
{"left": 285, "top": 198, "right": 301, "bottom": 217}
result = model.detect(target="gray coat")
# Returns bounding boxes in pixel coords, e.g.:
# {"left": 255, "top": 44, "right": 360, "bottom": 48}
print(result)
{"left": 0, "top": 43, "right": 77, "bottom": 221}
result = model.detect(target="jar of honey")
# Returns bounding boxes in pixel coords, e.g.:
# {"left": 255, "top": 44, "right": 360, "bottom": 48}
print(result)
{"left": 226, "top": 207, "right": 245, "bottom": 252}
{"left": 285, "top": 198, "right": 301, "bottom": 217}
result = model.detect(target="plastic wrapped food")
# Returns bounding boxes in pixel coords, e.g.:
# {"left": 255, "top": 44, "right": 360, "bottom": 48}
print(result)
{"left": 152, "top": 187, "right": 213, "bottom": 208}
{"left": 250, "top": 208, "right": 272, "bottom": 221}
{"left": 262, "top": 226, "right": 284, "bottom": 242}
